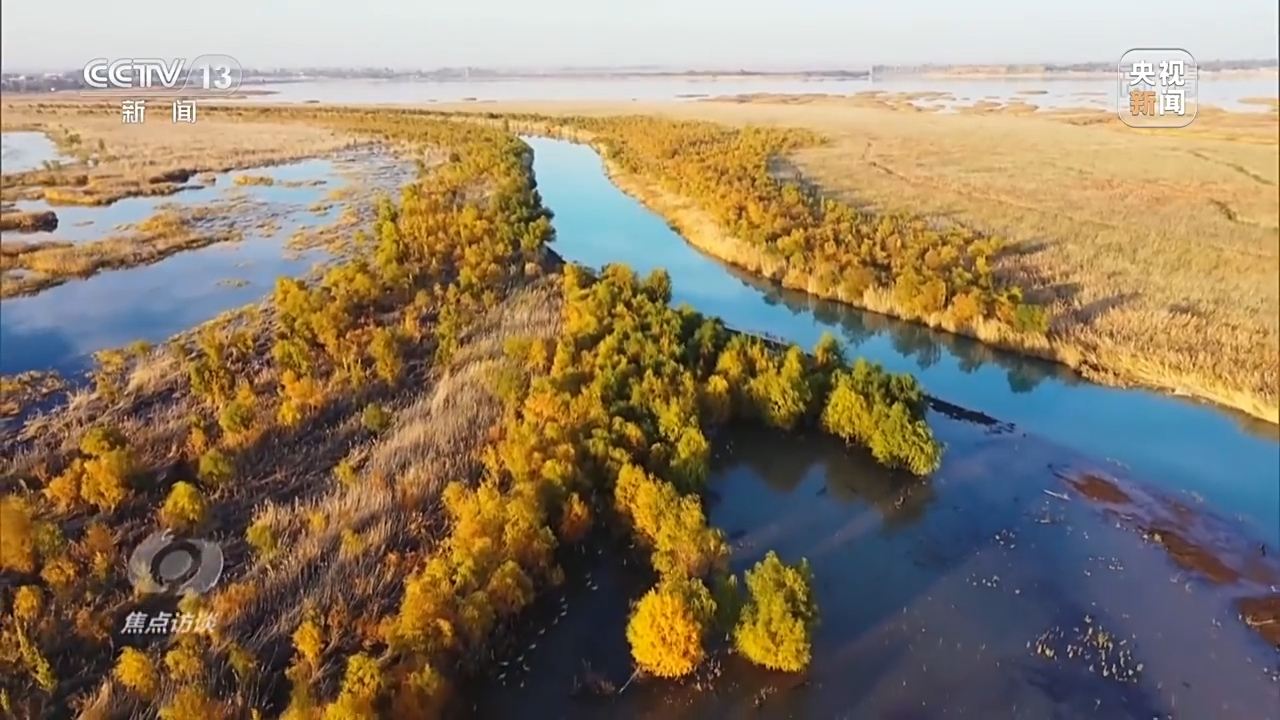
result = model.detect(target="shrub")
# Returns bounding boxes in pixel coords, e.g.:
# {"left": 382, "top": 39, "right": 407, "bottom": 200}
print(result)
{"left": 360, "top": 402, "right": 391, "bottom": 434}
{"left": 246, "top": 517, "right": 278, "bottom": 559}
{"left": 218, "top": 398, "right": 254, "bottom": 437}
{"left": 732, "top": 551, "right": 818, "bottom": 672}
{"left": 195, "top": 448, "right": 234, "bottom": 486}
{"left": 197, "top": 448, "right": 234, "bottom": 488}
{"left": 79, "top": 425, "right": 126, "bottom": 457}
{"left": 160, "top": 482, "right": 207, "bottom": 530}
{"left": 0, "top": 495, "right": 35, "bottom": 572}
{"left": 114, "top": 647, "right": 158, "bottom": 698}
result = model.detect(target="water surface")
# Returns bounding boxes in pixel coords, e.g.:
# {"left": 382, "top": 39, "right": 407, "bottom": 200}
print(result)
{"left": 245, "top": 76, "right": 1277, "bottom": 112}
{"left": 477, "top": 420, "right": 1280, "bottom": 718}
{"left": 524, "top": 135, "right": 1280, "bottom": 543}
{"left": 0, "top": 158, "right": 353, "bottom": 376}
{"left": 0, "top": 131, "right": 64, "bottom": 172}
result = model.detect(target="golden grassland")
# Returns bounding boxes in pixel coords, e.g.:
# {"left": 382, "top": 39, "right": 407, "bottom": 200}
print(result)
{"left": 427, "top": 97, "right": 1280, "bottom": 424}
{"left": 0, "top": 101, "right": 364, "bottom": 206}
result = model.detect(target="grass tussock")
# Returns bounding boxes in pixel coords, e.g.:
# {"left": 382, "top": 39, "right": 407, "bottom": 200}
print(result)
{"left": 429, "top": 99, "right": 1279, "bottom": 423}
{"left": 0, "top": 209, "right": 57, "bottom": 233}
{"left": 232, "top": 174, "right": 276, "bottom": 187}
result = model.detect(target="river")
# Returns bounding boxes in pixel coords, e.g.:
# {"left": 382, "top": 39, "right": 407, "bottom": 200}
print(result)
{"left": 469, "top": 137, "right": 1279, "bottom": 718}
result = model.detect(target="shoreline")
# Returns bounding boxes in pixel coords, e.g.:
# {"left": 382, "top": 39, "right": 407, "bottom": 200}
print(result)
{"left": 507, "top": 123, "right": 1277, "bottom": 426}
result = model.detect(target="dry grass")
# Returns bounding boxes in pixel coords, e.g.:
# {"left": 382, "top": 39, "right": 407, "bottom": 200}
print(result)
{"left": 0, "top": 208, "right": 57, "bottom": 232}
{"left": 7, "top": 276, "right": 566, "bottom": 714}
{"left": 0, "top": 100, "right": 361, "bottom": 206}
{"left": 232, "top": 174, "right": 276, "bottom": 187}
{"left": 0, "top": 268, "right": 563, "bottom": 709}
{"left": 201, "top": 279, "right": 563, "bottom": 704}
{"left": 432, "top": 98, "right": 1280, "bottom": 423}
{"left": 0, "top": 370, "right": 66, "bottom": 418}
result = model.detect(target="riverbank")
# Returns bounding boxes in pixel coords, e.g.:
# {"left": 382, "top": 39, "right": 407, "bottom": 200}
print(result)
{"left": 424, "top": 104, "right": 1277, "bottom": 426}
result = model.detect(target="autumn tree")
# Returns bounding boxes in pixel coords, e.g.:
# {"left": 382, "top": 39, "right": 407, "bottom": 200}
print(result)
{"left": 732, "top": 551, "right": 818, "bottom": 672}
{"left": 625, "top": 575, "right": 716, "bottom": 678}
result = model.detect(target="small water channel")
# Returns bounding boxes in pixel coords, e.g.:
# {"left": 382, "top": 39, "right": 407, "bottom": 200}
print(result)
{"left": 468, "top": 136, "right": 1280, "bottom": 717}
{"left": 0, "top": 135, "right": 407, "bottom": 377}
{"left": 0, "top": 131, "right": 64, "bottom": 172}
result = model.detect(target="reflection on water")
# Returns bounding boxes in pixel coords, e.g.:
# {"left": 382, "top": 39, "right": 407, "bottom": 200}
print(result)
{"left": 0, "top": 158, "right": 362, "bottom": 377}
{"left": 525, "top": 135, "right": 1280, "bottom": 541}
{"left": 0, "top": 131, "right": 64, "bottom": 172}
{"left": 475, "top": 420, "right": 1280, "bottom": 719}
{"left": 723, "top": 261, "right": 1076, "bottom": 399}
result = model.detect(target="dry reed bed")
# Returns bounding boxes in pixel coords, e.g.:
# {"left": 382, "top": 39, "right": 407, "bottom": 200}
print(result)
{"left": 0, "top": 146, "right": 412, "bottom": 299}
{"left": 0, "top": 271, "right": 560, "bottom": 715}
{"left": 431, "top": 99, "right": 1279, "bottom": 423}
{"left": 188, "top": 279, "right": 562, "bottom": 709}
{"left": 0, "top": 102, "right": 365, "bottom": 206}
{"left": 0, "top": 206, "right": 241, "bottom": 299}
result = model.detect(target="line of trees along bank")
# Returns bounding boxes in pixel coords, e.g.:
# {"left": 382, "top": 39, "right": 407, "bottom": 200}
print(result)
{"left": 458, "top": 111, "right": 1050, "bottom": 338}
{"left": 1, "top": 107, "right": 943, "bottom": 718}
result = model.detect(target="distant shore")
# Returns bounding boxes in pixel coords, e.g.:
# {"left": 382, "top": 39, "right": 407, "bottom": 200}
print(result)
{"left": 0, "top": 88, "right": 280, "bottom": 101}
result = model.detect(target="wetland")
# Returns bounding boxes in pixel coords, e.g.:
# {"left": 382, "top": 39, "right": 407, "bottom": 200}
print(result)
{"left": 0, "top": 99, "right": 1275, "bottom": 719}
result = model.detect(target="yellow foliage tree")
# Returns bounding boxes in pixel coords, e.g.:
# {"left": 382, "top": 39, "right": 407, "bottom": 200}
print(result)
{"left": 625, "top": 576, "right": 715, "bottom": 678}
{"left": 558, "top": 492, "right": 592, "bottom": 544}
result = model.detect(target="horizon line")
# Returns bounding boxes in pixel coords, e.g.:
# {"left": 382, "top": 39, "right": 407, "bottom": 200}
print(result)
{"left": 3, "top": 57, "right": 1277, "bottom": 75}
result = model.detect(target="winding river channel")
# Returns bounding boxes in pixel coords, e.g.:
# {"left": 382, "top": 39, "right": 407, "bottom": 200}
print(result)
{"left": 469, "top": 137, "right": 1280, "bottom": 718}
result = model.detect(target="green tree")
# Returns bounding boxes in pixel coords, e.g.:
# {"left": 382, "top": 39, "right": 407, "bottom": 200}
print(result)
{"left": 732, "top": 551, "right": 818, "bottom": 672}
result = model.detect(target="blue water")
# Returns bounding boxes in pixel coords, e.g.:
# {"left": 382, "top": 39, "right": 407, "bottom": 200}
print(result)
{"left": 524, "top": 136, "right": 1280, "bottom": 543}
{"left": 0, "top": 131, "right": 65, "bottom": 172}
{"left": 0, "top": 159, "right": 344, "bottom": 377}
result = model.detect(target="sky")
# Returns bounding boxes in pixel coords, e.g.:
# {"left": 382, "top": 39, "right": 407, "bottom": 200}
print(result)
{"left": 2, "top": 0, "right": 1277, "bottom": 72}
